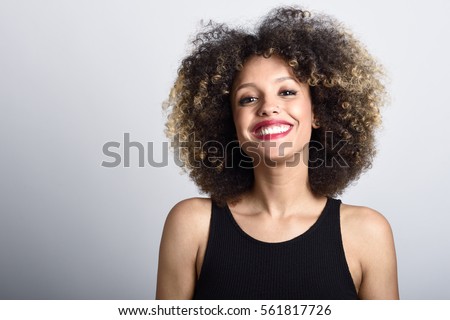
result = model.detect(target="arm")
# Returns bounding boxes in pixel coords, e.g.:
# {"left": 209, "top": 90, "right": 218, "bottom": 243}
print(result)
{"left": 359, "top": 211, "right": 399, "bottom": 300}
{"left": 355, "top": 208, "right": 399, "bottom": 299}
{"left": 156, "top": 198, "right": 211, "bottom": 299}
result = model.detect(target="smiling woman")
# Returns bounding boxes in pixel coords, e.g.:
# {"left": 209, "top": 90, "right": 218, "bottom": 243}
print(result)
{"left": 157, "top": 6, "right": 398, "bottom": 300}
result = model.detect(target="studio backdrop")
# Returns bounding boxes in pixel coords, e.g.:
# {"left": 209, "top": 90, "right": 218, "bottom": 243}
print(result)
{"left": 1, "top": 0, "right": 449, "bottom": 299}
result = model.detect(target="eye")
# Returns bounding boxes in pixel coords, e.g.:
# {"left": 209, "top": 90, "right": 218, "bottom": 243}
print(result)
{"left": 280, "top": 90, "right": 297, "bottom": 96}
{"left": 238, "top": 96, "right": 258, "bottom": 106}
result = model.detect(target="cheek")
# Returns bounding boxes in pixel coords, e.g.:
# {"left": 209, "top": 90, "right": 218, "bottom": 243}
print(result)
{"left": 232, "top": 110, "right": 250, "bottom": 131}
{"left": 292, "top": 102, "right": 313, "bottom": 124}
{"left": 232, "top": 115, "right": 254, "bottom": 148}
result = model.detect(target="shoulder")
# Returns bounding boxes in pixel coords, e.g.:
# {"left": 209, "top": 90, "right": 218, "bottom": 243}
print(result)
{"left": 340, "top": 203, "right": 394, "bottom": 246}
{"left": 156, "top": 197, "right": 212, "bottom": 299}
{"left": 340, "top": 202, "right": 399, "bottom": 299}
{"left": 163, "top": 197, "right": 212, "bottom": 240}
{"left": 167, "top": 197, "right": 212, "bottom": 217}
{"left": 340, "top": 203, "right": 395, "bottom": 260}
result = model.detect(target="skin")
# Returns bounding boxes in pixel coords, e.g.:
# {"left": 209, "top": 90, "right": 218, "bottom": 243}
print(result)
{"left": 156, "top": 55, "right": 399, "bottom": 300}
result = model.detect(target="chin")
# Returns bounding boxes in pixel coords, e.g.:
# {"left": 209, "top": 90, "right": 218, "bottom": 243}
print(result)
{"left": 250, "top": 149, "right": 307, "bottom": 169}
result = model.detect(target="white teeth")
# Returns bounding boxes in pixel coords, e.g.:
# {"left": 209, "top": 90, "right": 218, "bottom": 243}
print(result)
{"left": 257, "top": 124, "right": 291, "bottom": 136}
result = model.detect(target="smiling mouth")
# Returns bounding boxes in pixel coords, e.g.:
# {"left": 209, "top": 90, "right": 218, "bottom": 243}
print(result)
{"left": 255, "top": 124, "right": 291, "bottom": 136}
{"left": 253, "top": 124, "right": 293, "bottom": 140}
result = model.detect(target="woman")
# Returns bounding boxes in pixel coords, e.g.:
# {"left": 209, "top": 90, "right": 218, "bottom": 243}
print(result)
{"left": 156, "top": 6, "right": 399, "bottom": 299}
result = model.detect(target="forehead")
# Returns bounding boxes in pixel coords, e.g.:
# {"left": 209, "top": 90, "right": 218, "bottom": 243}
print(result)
{"left": 232, "top": 55, "right": 296, "bottom": 87}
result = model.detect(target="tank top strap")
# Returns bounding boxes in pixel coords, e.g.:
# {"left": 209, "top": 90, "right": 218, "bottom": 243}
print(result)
{"left": 325, "top": 197, "right": 342, "bottom": 224}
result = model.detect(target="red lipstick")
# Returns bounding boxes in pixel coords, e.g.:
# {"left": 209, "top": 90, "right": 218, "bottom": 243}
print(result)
{"left": 252, "top": 120, "right": 293, "bottom": 141}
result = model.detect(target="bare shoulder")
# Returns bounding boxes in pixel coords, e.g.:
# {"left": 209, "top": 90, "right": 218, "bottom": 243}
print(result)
{"left": 340, "top": 203, "right": 395, "bottom": 266}
{"left": 163, "top": 197, "right": 212, "bottom": 245}
{"left": 340, "top": 203, "right": 393, "bottom": 240}
{"left": 156, "top": 197, "right": 211, "bottom": 299}
{"left": 166, "top": 197, "right": 212, "bottom": 221}
{"left": 340, "top": 202, "right": 399, "bottom": 299}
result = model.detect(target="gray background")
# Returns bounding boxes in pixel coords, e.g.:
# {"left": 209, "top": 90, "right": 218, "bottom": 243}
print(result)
{"left": 1, "top": 0, "right": 449, "bottom": 299}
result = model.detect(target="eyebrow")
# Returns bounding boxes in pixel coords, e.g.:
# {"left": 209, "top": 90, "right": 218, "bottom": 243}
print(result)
{"left": 234, "top": 76, "right": 299, "bottom": 92}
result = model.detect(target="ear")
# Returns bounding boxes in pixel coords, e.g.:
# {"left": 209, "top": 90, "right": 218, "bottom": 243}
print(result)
{"left": 312, "top": 114, "right": 320, "bottom": 129}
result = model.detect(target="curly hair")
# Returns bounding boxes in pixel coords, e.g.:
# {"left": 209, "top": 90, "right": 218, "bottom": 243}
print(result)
{"left": 164, "top": 6, "right": 386, "bottom": 205}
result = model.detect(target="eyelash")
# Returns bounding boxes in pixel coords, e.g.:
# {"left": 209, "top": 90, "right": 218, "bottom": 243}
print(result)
{"left": 238, "top": 90, "right": 298, "bottom": 106}
{"left": 238, "top": 97, "right": 258, "bottom": 105}
{"left": 280, "top": 90, "right": 297, "bottom": 96}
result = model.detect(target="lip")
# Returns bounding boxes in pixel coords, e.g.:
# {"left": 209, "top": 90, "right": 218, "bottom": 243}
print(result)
{"left": 252, "top": 119, "right": 294, "bottom": 141}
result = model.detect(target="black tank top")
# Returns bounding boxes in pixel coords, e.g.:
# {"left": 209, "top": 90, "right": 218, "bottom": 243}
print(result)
{"left": 193, "top": 197, "right": 358, "bottom": 299}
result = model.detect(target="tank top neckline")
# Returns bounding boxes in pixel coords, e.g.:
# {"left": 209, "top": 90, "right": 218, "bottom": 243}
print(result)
{"left": 222, "top": 197, "right": 334, "bottom": 246}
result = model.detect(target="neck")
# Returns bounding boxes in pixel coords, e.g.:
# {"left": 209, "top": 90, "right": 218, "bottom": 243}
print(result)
{"left": 248, "top": 158, "right": 320, "bottom": 217}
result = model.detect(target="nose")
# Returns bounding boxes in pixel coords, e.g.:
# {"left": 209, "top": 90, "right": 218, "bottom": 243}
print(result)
{"left": 257, "top": 98, "right": 279, "bottom": 116}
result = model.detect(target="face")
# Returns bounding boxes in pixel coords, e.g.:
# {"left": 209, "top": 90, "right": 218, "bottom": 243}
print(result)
{"left": 231, "top": 55, "right": 316, "bottom": 166}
